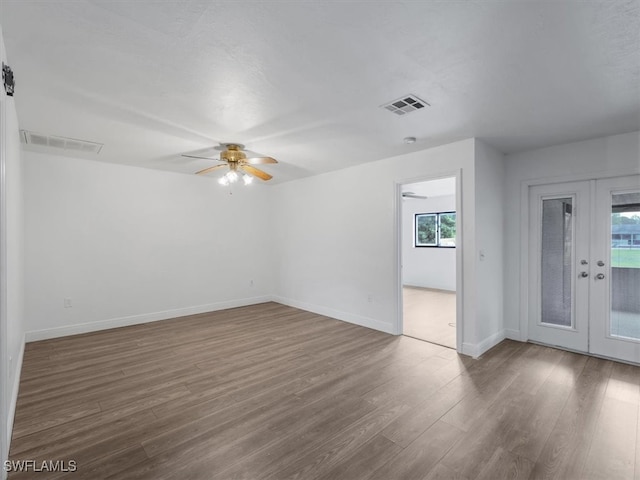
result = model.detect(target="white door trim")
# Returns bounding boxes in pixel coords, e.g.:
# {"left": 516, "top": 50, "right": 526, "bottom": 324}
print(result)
{"left": 394, "top": 169, "right": 463, "bottom": 353}
{"left": 0, "top": 29, "right": 8, "bottom": 478}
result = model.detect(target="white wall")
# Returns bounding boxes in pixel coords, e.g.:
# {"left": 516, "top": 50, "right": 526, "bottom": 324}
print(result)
{"left": 24, "top": 151, "right": 274, "bottom": 339}
{"left": 402, "top": 194, "right": 456, "bottom": 291}
{"left": 0, "top": 25, "right": 25, "bottom": 479}
{"left": 24, "top": 136, "right": 506, "bottom": 360}
{"left": 504, "top": 131, "right": 640, "bottom": 340}
{"left": 272, "top": 138, "right": 505, "bottom": 356}
{"left": 474, "top": 140, "right": 505, "bottom": 349}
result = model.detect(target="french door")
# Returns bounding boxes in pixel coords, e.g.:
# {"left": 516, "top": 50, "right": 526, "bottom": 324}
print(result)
{"left": 528, "top": 175, "right": 640, "bottom": 364}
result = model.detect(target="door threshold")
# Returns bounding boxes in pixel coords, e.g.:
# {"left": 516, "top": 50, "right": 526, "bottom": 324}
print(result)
{"left": 403, "top": 334, "right": 456, "bottom": 350}
{"left": 527, "top": 340, "right": 640, "bottom": 367}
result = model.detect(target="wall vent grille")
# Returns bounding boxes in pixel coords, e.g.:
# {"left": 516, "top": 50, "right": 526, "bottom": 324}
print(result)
{"left": 380, "top": 94, "right": 429, "bottom": 116}
{"left": 20, "top": 130, "right": 103, "bottom": 154}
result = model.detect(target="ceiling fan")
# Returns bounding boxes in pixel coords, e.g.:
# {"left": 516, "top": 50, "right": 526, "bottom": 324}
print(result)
{"left": 182, "top": 143, "right": 277, "bottom": 185}
{"left": 402, "top": 192, "right": 428, "bottom": 199}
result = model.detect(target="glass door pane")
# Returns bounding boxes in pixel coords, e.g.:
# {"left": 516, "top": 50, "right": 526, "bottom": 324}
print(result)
{"left": 610, "top": 192, "right": 640, "bottom": 340}
{"left": 541, "top": 198, "right": 574, "bottom": 327}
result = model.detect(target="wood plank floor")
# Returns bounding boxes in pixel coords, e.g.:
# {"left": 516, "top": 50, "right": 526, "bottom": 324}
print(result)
{"left": 8, "top": 302, "right": 640, "bottom": 479}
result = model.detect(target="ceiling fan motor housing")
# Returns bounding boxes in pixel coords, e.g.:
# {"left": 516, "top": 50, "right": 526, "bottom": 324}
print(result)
{"left": 221, "top": 145, "right": 246, "bottom": 163}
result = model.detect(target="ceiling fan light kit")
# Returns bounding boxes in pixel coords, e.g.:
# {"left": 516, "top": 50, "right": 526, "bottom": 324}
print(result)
{"left": 218, "top": 171, "right": 253, "bottom": 186}
{"left": 218, "top": 170, "right": 238, "bottom": 186}
{"left": 184, "top": 143, "right": 277, "bottom": 186}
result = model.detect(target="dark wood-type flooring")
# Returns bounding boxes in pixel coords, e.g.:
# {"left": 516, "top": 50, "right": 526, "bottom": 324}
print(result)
{"left": 9, "top": 302, "right": 640, "bottom": 479}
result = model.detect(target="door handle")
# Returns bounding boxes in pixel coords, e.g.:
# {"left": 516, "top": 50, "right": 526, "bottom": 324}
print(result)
{"left": 595, "top": 273, "right": 605, "bottom": 280}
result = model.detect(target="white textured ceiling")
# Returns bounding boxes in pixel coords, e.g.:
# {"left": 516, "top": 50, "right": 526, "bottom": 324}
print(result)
{"left": 1, "top": 1, "right": 639, "bottom": 183}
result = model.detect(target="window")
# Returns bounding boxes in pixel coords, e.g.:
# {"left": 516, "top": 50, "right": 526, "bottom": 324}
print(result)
{"left": 415, "top": 211, "right": 456, "bottom": 247}
{"left": 611, "top": 202, "right": 640, "bottom": 264}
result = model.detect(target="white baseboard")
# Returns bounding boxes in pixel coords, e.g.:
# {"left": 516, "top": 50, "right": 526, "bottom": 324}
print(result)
{"left": 272, "top": 296, "right": 395, "bottom": 335}
{"left": 461, "top": 342, "right": 478, "bottom": 358}
{"left": 505, "top": 328, "right": 523, "bottom": 341}
{"left": 462, "top": 329, "right": 507, "bottom": 358}
{"left": 25, "top": 295, "right": 274, "bottom": 342}
{"left": 25, "top": 295, "right": 397, "bottom": 343}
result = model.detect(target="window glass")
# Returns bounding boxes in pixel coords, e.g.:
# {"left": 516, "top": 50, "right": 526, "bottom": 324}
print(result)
{"left": 415, "top": 214, "right": 437, "bottom": 246}
{"left": 415, "top": 212, "right": 456, "bottom": 247}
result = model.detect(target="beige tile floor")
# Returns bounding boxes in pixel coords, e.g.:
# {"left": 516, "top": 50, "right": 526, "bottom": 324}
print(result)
{"left": 403, "top": 286, "right": 456, "bottom": 348}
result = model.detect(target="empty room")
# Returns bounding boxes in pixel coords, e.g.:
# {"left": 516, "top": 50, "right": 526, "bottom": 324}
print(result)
{"left": 1, "top": 1, "right": 639, "bottom": 479}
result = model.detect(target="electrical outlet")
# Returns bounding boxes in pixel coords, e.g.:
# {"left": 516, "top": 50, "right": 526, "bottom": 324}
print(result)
{"left": 367, "top": 294, "right": 373, "bottom": 304}
{"left": 64, "top": 298, "right": 72, "bottom": 308}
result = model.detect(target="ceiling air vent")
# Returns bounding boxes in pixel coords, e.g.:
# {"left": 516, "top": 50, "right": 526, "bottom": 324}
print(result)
{"left": 380, "top": 94, "right": 430, "bottom": 116}
{"left": 20, "top": 130, "right": 103, "bottom": 154}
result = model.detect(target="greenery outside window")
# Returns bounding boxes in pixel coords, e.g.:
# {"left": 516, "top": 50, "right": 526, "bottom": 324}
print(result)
{"left": 611, "top": 207, "right": 640, "bottom": 268}
{"left": 415, "top": 211, "right": 456, "bottom": 247}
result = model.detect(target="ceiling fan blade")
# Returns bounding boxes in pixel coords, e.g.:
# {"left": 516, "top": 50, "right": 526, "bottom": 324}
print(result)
{"left": 402, "top": 192, "right": 428, "bottom": 199}
{"left": 182, "top": 154, "right": 222, "bottom": 161}
{"left": 240, "top": 164, "right": 273, "bottom": 181}
{"left": 245, "top": 156, "right": 278, "bottom": 165}
{"left": 195, "top": 164, "right": 227, "bottom": 175}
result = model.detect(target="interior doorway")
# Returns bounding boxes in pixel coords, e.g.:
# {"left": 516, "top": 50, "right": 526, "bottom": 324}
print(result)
{"left": 400, "top": 176, "right": 457, "bottom": 349}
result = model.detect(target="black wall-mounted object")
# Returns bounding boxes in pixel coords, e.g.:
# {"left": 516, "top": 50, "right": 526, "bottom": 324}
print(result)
{"left": 3, "top": 63, "right": 15, "bottom": 96}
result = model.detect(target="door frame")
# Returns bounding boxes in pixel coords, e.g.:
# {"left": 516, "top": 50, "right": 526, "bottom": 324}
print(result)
{"left": 394, "top": 170, "right": 463, "bottom": 353}
{"left": 0, "top": 29, "right": 8, "bottom": 475}
{"left": 519, "top": 169, "right": 640, "bottom": 353}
